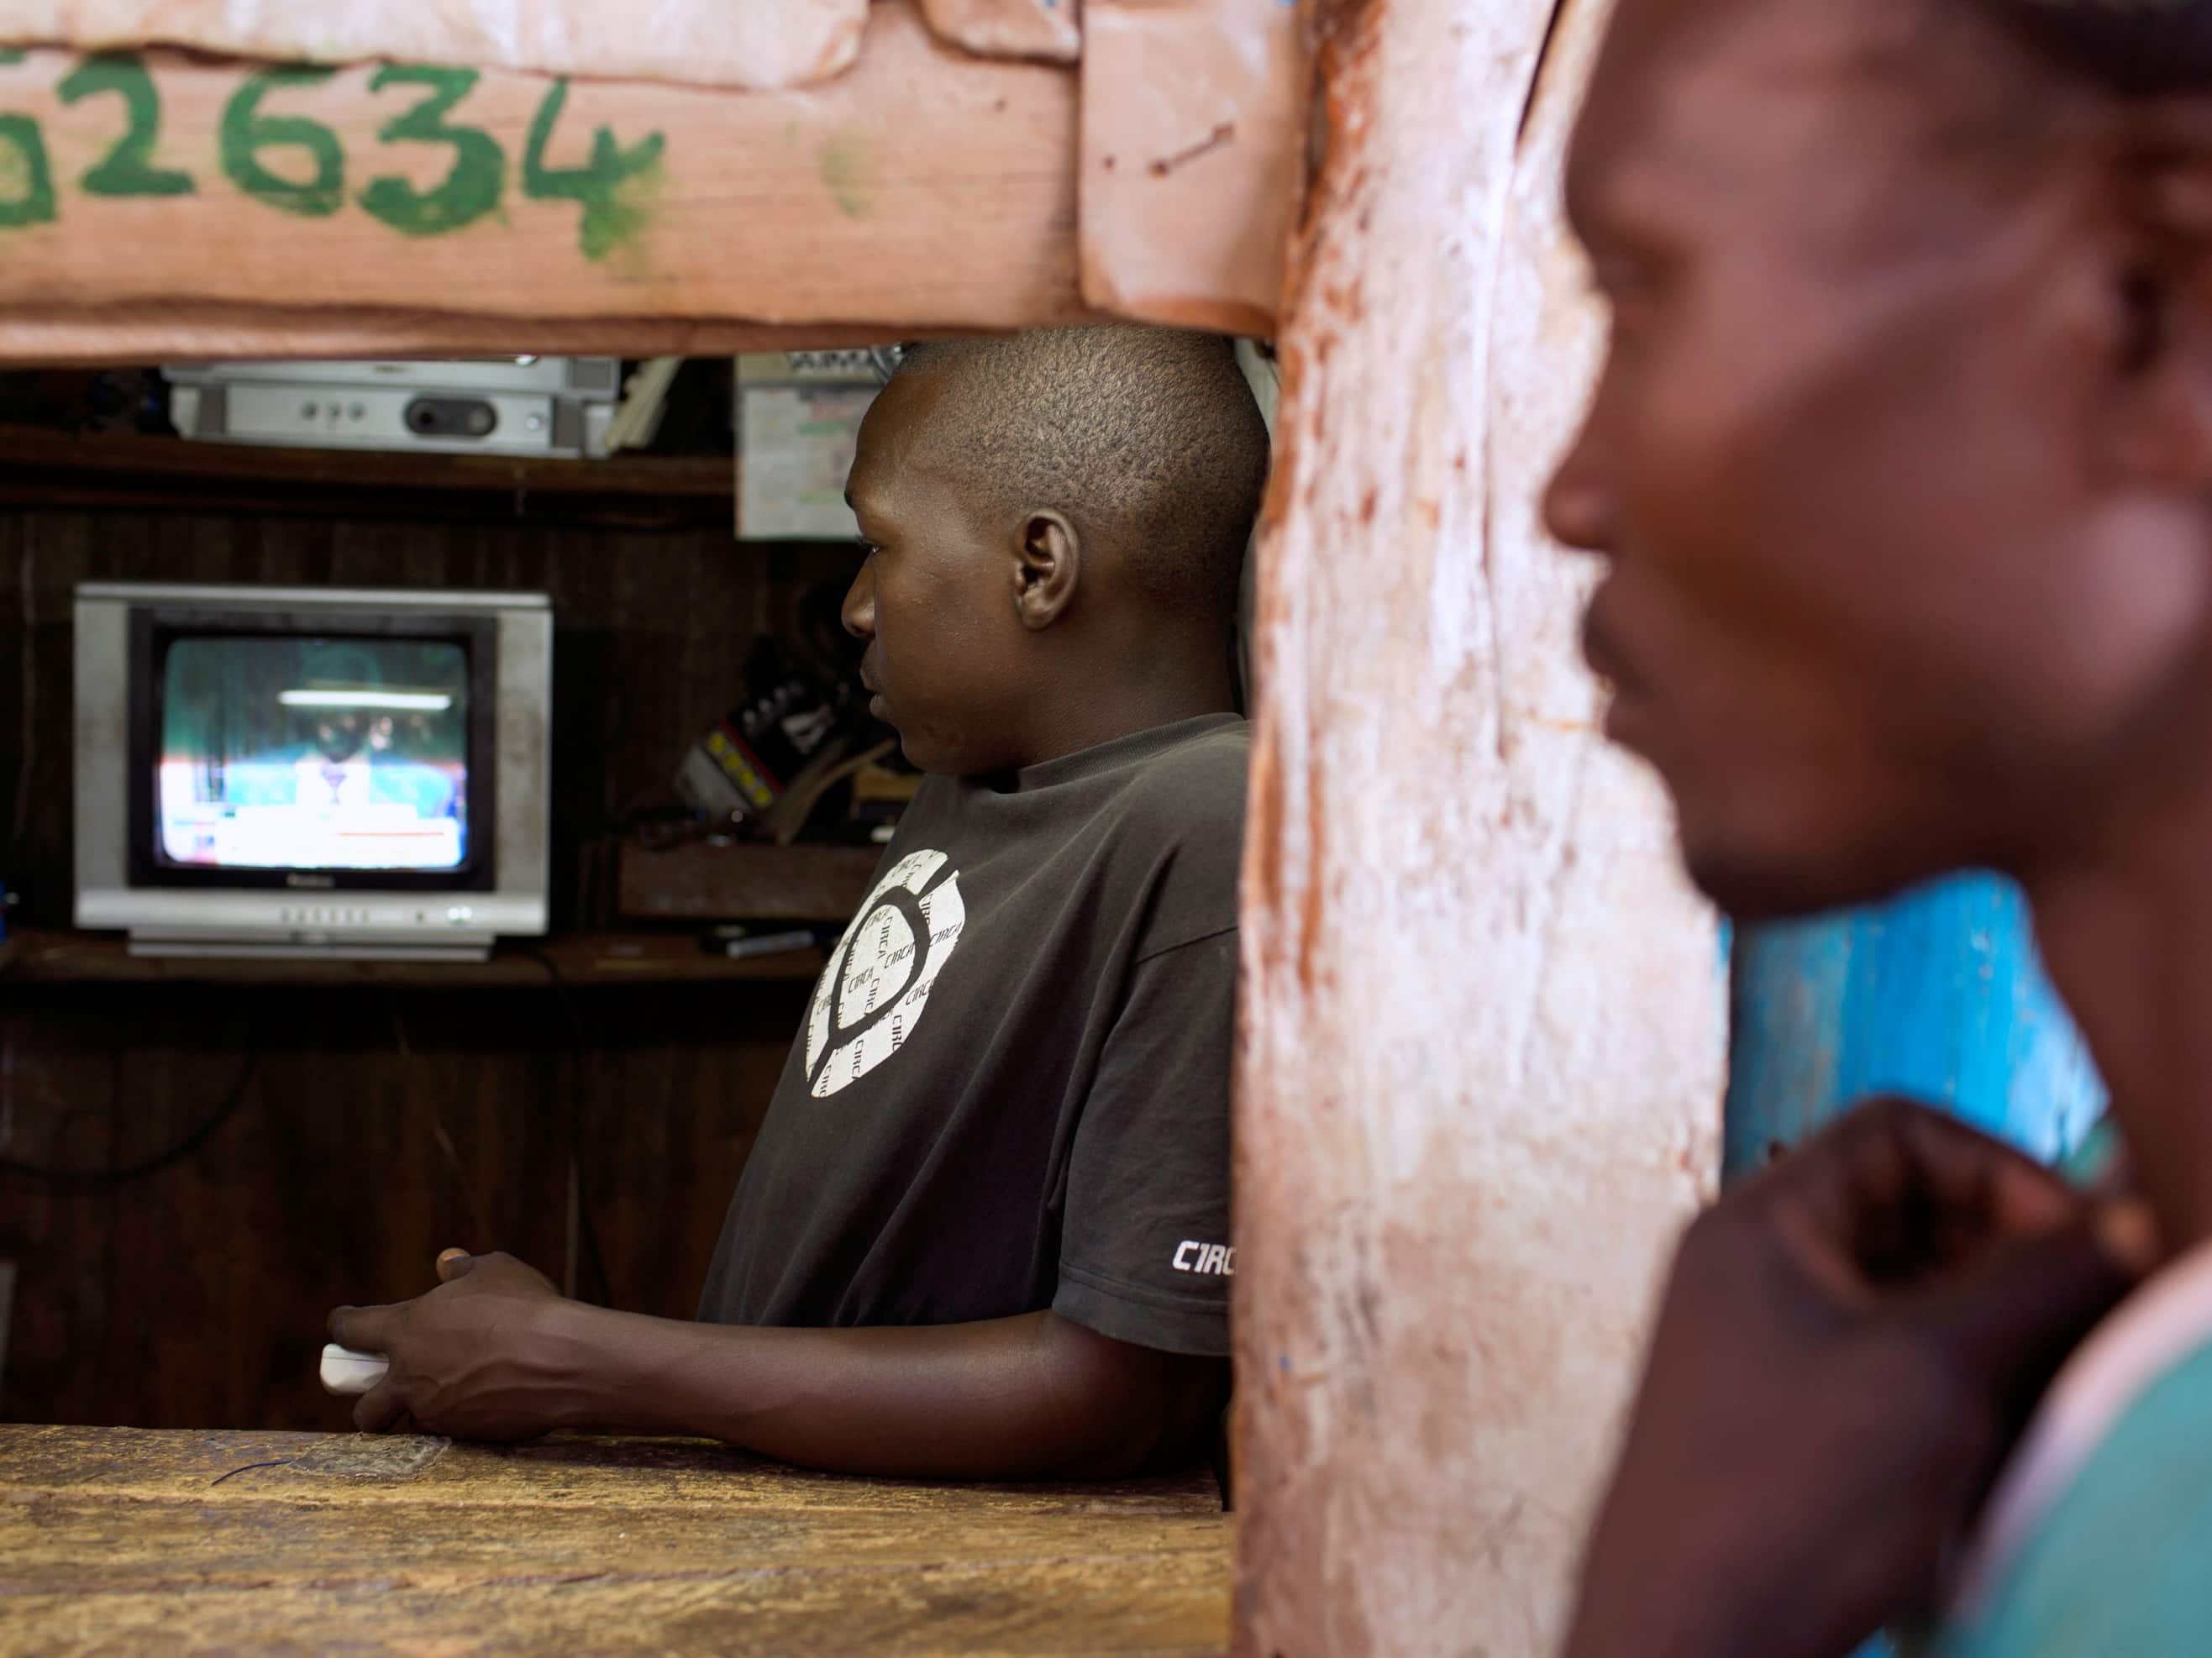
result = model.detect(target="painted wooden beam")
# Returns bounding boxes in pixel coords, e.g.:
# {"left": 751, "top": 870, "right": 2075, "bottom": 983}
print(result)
{"left": 919, "top": 0, "right": 1083, "bottom": 65}
{"left": 1078, "top": 0, "right": 1306, "bottom": 337}
{"left": 0, "top": 3, "right": 1094, "bottom": 360}
{"left": 3, "top": 0, "right": 867, "bottom": 92}
{"left": 1232, "top": 0, "right": 1724, "bottom": 1650}
{"left": 0, "top": 307, "right": 928, "bottom": 367}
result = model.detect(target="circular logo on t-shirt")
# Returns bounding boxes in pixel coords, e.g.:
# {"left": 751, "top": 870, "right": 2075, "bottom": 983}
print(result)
{"left": 804, "top": 848, "right": 967, "bottom": 1098}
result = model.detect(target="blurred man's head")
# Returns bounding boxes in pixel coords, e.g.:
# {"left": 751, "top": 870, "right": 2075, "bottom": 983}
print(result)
{"left": 1547, "top": 0, "right": 2212, "bottom": 916}
{"left": 314, "top": 712, "right": 369, "bottom": 763}
{"left": 843, "top": 325, "right": 1269, "bottom": 774}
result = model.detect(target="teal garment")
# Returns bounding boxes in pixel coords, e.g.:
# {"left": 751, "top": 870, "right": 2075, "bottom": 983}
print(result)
{"left": 1928, "top": 1335, "right": 2212, "bottom": 1655}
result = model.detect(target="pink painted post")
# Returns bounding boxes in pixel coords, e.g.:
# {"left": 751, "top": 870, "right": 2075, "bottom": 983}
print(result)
{"left": 1233, "top": 0, "right": 1725, "bottom": 1651}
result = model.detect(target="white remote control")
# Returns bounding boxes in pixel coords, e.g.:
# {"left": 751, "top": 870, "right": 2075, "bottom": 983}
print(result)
{"left": 320, "top": 1343, "right": 390, "bottom": 1396}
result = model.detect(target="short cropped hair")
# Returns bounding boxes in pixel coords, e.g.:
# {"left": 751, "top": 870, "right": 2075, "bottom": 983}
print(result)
{"left": 894, "top": 327, "right": 1269, "bottom": 622}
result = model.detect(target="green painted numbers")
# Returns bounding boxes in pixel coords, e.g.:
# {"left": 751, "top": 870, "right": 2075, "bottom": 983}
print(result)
{"left": 0, "top": 50, "right": 55, "bottom": 224}
{"left": 0, "top": 53, "right": 665, "bottom": 256}
{"left": 523, "top": 78, "right": 664, "bottom": 261}
{"left": 60, "top": 55, "right": 193, "bottom": 196}
{"left": 0, "top": 113, "right": 55, "bottom": 227}
{"left": 359, "top": 66, "right": 501, "bottom": 235}
{"left": 220, "top": 66, "right": 343, "bottom": 217}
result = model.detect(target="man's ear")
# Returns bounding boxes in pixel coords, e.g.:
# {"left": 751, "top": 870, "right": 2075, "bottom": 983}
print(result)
{"left": 2105, "top": 102, "right": 2212, "bottom": 491}
{"left": 1012, "top": 510, "right": 1080, "bottom": 631}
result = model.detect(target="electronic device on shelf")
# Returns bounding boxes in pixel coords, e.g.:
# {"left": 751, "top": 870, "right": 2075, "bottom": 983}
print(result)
{"left": 164, "top": 358, "right": 622, "bottom": 458}
{"left": 74, "top": 582, "right": 553, "bottom": 963}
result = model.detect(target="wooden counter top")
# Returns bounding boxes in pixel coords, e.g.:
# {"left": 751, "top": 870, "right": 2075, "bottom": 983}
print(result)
{"left": 0, "top": 1425, "right": 1232, "bottom": 1654}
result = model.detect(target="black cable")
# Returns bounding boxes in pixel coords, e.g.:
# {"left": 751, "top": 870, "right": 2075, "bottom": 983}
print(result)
{"left": 510, "top": 945, "right": 613, "bottom": 1308}
{"left": 0, "top": 1042, "right": 260, "bottom": 1190}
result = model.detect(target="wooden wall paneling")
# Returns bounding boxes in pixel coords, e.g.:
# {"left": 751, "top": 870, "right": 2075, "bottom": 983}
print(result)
{"left": 1232, "top": 0, "right": 1724, "bottom": 1651}
{"left": 1, "top": 507, "right": 71, "bottom": 923}
{"left": 0, "top": 979, "right": 811, "bottom": 1429}
{"left": 572, "top": 983, "right": 812, "bottom": 1320}
{"left": 0, "top": 990, "right": 549, "bottom": 1430}
{"left": 0, "top": 1005, "right": 120, "bottom": 1418}
{"left": 617, "top": 841, "right": 885, "bottom": 922}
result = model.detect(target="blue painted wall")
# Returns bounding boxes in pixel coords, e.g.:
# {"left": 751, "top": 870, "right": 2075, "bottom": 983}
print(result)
{"left": 1726, "top": 872, "right": 2106, "bottom": 1181}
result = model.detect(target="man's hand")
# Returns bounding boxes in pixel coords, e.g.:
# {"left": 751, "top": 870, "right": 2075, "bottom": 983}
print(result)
{"left": 329, "top": 1257, "right": 1227, "bottom": 1477}
{"left": 1563, "top": 1099, "right": 2154, "bottom": 1658}
{"left": 328, "top": 1251, "right": 579, "bottom": 1440}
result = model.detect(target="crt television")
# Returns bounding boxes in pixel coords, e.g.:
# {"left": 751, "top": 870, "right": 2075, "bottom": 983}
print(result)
{"left": 75, "top": 583, "right": 552, "bottom": 961}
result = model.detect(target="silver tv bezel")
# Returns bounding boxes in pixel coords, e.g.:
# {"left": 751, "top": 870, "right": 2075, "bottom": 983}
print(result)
{"left": 74, "top": 583, "right": 552, "bottom": 961}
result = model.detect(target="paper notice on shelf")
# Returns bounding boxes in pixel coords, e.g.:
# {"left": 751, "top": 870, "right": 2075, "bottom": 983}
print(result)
{"left": 738, "top": 383, "right": 877, "bottom": 540}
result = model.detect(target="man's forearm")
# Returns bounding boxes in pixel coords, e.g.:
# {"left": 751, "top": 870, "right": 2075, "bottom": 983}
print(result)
{"left": 533, "top": 1302, "right": 1223, "bottom": 1479}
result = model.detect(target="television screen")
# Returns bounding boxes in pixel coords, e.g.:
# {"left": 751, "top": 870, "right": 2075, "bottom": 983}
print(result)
{"left": 155, "top": 634, "right": 472, "bottom": 872}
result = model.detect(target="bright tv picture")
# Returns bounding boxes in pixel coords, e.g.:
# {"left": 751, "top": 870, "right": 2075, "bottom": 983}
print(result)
{"left": 156, "top": 635, "right": 471, "bottom": 872}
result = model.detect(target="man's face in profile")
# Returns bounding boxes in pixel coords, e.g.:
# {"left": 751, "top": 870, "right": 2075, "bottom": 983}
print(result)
{"left": 1542, "top": 0, "right": 2212, "bottom": 918}
{"left": 841, "top": 368, "right": 1039, "bottom": 777}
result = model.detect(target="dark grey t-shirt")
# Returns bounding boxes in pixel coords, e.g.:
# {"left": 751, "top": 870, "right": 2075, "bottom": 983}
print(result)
{"left": 696, "top": 713, "right": 1246, "bottom": 1356}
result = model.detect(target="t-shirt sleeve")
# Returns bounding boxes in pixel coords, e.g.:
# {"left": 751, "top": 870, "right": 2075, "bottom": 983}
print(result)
{"left": 1052, "top": 926, "right": 1237, "bottom": 1358}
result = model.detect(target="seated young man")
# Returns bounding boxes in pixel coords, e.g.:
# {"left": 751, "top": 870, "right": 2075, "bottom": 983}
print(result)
{"left": 1539, "top": 0, "right": 2212, "bottom": 1652}
{"left": 329, "top": 325, "right": 1268, "bottom": 1480}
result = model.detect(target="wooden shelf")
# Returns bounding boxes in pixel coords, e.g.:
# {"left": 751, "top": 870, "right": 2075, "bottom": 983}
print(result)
{"left": 0, "top": 425, "right": 735, "bottom": 528}
{"left": 0, "top": 928, "right": 822, "bottom": 989}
